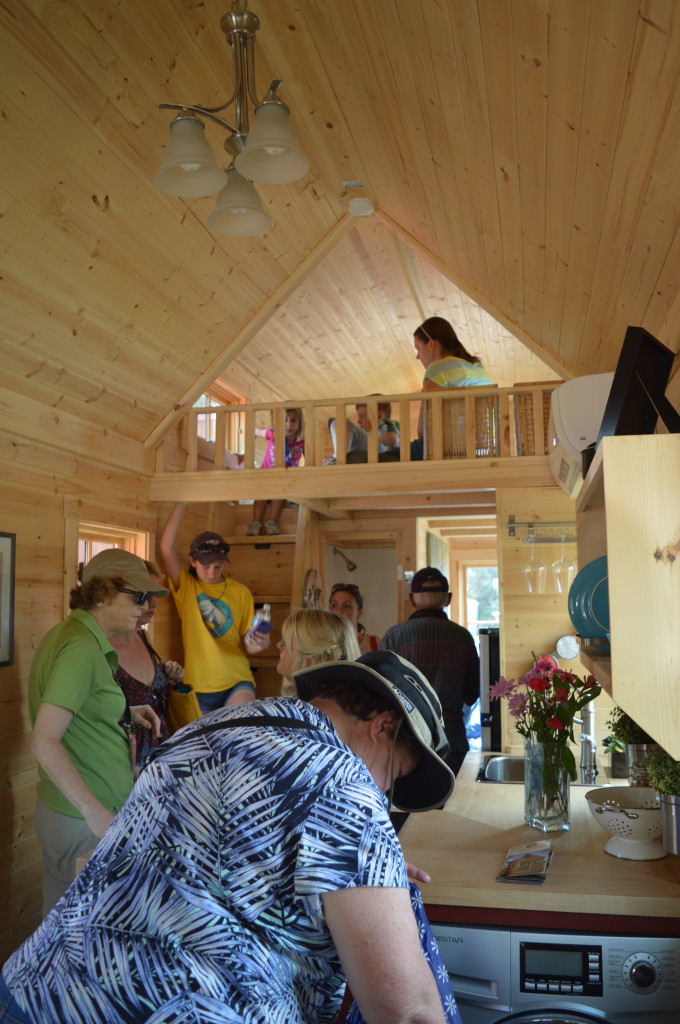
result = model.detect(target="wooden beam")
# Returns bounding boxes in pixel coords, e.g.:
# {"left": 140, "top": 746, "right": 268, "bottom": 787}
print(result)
{"left": 426, "top": 517, "right": 497, "bottom": 529}
{"left": 296, "top": 498, "right": 352, "bottom": 520}
{"left": 329, "top": 490, "right": 496, "bottom": 511}
{"left": 375, "top": 210, "right": 574, "bottom": 381}
{"left": 149, "top": 458, "right": 555, "bottom": 505}
{"left": 347, "top": 505, "right": 497, "bottom": 519}
{"left": 144, "top": 214, "right": 357, "bottom": 450}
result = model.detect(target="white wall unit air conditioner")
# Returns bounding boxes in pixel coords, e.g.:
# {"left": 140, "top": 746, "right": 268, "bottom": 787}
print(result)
{"left": 548, "top": 373, "right": 615, "bottom": 496}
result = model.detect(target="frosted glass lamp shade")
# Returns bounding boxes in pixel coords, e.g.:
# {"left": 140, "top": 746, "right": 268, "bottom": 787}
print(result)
{"left": 154, "top": 117, "right": 228, "bottom": 197}
{"left": 234, "top": 102, "right": 309, "bottom": 184}
{"left": 206, "top": 168, "right": 273, "bottom": 237}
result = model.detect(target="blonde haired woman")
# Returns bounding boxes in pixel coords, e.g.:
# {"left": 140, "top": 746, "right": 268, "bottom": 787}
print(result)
{"left": 276, "top": 608, "right": 361, "bottom": 696}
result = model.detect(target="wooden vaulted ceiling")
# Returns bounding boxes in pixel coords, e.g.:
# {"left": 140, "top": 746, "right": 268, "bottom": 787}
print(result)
{"left": 2, "top": 0, "right": 680, "bottom": 456}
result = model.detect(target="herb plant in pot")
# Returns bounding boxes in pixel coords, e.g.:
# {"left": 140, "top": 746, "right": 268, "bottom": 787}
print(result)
{"left": 646, "top": 746, "right": 680, "bottom": 855}
{"left": 601, "top": 732, "right": 627, "bottom": 779}
{"left": 607, "top": 706, "right": 657, "bottom": 785}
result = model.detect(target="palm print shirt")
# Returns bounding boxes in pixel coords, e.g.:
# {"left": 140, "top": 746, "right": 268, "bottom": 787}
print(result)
{"left": 4, "top": 699, "right": 408, "bottom": 1024}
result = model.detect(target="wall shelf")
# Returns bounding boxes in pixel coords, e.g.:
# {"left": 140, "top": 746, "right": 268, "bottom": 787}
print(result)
{"left": 579, "top": 652, "right": 612, "bottom": 696}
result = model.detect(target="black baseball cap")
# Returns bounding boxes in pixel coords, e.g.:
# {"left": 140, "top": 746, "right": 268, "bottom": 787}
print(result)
{"left": 294, "top": 649, "right": 454, "bottom": 812}
{"left": 190, "top": 531, "right": 231, "bottom": 564}
{"left": 411, "top": 567, "right": 449, "bottom": 593}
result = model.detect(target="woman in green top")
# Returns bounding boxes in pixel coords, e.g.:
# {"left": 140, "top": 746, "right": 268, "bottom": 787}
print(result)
{"left": 29, "top": 549, "right": 167, "bottom": 915}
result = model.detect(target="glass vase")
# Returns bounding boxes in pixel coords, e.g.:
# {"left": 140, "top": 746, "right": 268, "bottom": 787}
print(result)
{"left": 524, "top": 738, "right": 571, "bottom": 832}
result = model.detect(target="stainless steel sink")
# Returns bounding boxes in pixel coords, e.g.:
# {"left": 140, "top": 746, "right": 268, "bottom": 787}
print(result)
{"left": 476, "top": 754, "right": 611, "bottom": 786}
{"left": 477, "top": 755, "right": 525, "bottom": 783}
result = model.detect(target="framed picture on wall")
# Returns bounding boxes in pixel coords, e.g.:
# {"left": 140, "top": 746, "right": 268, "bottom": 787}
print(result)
{"left": 0, "top": 532, "right": 16, "bottom": 667}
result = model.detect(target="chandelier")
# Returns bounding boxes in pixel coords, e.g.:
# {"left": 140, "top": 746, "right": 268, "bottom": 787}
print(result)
{"left": 153, "top": 0, "right": 309, "bottom": 237}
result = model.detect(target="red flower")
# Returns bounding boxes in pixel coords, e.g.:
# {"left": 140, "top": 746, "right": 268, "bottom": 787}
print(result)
{"left": 553, "top": 687, "right": 569, "bottom": 703}
{"left": 529, "top": 678, "right": 550, "bottom": 692}
{"left": 547, "top": 717, "right": 565, "bottom": 730}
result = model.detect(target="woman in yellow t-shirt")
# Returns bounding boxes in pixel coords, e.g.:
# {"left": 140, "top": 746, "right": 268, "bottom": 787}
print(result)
{"left": 160, "top": 503, "right": 270, "bottom": 713}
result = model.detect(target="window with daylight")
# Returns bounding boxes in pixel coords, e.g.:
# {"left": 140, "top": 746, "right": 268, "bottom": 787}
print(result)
{"left": 194, "top": 383, "right": 246, "bottom": 451}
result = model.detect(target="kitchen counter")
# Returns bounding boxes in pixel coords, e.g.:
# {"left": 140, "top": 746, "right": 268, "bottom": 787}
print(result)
{"left": 399, "top": 751, "right": 680, "bottom": 931}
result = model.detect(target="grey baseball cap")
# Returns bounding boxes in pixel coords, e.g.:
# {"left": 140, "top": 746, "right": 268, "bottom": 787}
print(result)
{"left": 294, "top": 649, "right": 454, "bottom": 812}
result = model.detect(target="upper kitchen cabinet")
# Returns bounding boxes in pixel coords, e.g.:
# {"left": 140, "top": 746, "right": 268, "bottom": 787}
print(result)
{"left": 576, "top": 435, "right": 680, "bottom": 757}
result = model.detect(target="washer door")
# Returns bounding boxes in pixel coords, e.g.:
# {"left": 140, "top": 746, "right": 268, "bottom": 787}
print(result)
{"left": 497, "top": 1012, "right": 611, "bottom": 1024}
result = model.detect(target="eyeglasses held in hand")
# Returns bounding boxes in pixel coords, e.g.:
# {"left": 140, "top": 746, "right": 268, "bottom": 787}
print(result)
{"left": 120, "top": 588, "right": 151, "bottom": 606}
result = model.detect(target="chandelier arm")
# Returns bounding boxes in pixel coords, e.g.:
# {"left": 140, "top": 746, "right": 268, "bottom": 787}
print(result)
{"left": 158, "top": 103, "right": 239, "bottom": 136}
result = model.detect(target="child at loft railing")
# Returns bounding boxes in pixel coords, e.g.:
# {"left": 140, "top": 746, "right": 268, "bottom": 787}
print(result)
{"left": 248, "top": 407, "right": 305, "bottom": 537}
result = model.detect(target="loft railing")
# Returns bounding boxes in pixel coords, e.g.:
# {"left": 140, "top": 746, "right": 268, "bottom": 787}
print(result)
{"left": 173, "top": 383, "right": 558, "bottom": 472}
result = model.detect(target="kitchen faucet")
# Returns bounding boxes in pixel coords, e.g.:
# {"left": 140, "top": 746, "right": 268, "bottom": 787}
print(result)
{"left": 576, "top": 698, "right": 598, "bottom": 785}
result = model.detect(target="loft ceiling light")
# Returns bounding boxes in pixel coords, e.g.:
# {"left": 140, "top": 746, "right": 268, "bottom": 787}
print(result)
{"left": 153, "top": 0, "right": 309, "bottom": 237}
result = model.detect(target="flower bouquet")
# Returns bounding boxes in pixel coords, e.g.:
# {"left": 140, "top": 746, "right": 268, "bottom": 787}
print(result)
{"left": 490, "top": 656, "right": 601, "bottom": 831}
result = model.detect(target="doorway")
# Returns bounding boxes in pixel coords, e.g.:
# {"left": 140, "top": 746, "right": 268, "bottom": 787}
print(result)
{"left": 324, "top": 545, "right": 397, "bottom": 640}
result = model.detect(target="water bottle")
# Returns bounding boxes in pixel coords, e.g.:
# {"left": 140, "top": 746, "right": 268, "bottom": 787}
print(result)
{"left": 250, "top": 603, "right": 274, "bottom": 635}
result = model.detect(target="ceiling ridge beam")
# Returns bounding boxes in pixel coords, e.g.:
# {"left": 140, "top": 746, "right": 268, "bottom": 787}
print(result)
{"left": 144, "top": 213, "right": 358, "bottom": 450}
{"left": 375, "top": 209, "right": 573, "bottom": 381}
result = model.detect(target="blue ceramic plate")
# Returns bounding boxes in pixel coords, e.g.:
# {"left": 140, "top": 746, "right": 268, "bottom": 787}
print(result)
{"left": 568, "top": 556, "right": 609, "bottom": 638}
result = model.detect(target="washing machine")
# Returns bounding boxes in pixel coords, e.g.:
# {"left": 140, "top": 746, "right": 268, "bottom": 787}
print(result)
{"left": 432, "top": 923, "right": 680, "bottom": 1023}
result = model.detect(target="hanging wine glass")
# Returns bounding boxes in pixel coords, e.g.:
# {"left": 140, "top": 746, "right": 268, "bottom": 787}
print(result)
{"left": 552, "top": 531, "right": 576, "bottom": 594}
{"left": 522, "top": 527, "right": 546, "bottom": 594}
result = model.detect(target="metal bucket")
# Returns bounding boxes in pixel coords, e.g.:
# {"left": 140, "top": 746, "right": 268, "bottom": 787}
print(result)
{"left": 625, "top": 743, "right": 658, "bottom": 786}
{"left": 660, "top": 794, "right": 680, "bottom": 855}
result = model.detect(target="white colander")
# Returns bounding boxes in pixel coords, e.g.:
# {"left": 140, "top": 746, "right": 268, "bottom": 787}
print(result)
{"left": 585, "top": 787, "right": 666, "bottom": 861}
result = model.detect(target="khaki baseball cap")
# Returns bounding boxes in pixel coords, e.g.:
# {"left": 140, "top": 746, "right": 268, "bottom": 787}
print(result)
{"left": 82, "top": 550, "right": 169, "bottom": 596}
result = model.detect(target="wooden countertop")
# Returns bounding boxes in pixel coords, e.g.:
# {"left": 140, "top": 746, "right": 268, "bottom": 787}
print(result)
{"left": 399, "top": 752, "right": 680, "bottom": 926}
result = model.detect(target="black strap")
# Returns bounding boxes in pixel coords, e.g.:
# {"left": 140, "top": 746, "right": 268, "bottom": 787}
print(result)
{"left": 146, "top": 714, "right": 322, "bottom": 764}
{"left": 138, "top": 627, "right": 162, "bottom": 666}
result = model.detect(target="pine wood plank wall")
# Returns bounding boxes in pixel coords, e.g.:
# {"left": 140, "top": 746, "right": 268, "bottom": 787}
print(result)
{"left": 496, "top": 486, "right": 614, "bottom": 756}
{"left": 0, "top": 434, "right": 156, "bottom": 959}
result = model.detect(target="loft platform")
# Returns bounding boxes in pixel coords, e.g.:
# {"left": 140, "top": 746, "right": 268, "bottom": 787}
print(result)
{"left": 150, "top": 384, "right": 559, "bottom": 512}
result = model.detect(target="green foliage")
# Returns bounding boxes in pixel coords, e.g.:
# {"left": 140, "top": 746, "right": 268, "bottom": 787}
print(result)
{"left": 606, "top": 706, "right": 654, "bottom": 745}
{"left": 602, "top": 733, "right": 625, "bottom": 755}
{"left": 466, "top": 567, "right": 499, "bottom": 625}
{"left": 646, "top": 747, "right": 680, "bottom": 796}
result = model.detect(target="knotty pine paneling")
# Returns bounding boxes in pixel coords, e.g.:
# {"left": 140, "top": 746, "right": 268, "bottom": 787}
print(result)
{"left": 4, "top": 0, "right": 679, "bottom": 447}
{"left": 497, "top": 486, "right": 599, "bottom": 756}
{"left": 0, "top": 438, "right": 160, "bottom": 960}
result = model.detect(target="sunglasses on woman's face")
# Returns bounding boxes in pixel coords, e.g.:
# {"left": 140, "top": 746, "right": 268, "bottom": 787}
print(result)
{"left": 119, "top": 588, "right": 150, "bottom": 606}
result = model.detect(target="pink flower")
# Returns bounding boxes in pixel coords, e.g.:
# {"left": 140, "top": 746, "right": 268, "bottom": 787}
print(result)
{"left": 519, "top": 668, "right": 540, "bottom": 687}
{"left": 489, "top": 676, "right": 516, "bottom": 700}
{"left": 529, "top": 678, "right": 550, "bottom": 692}
{"left": 535, "top": 655, "right": 558, "bottom": 673}
{"left": 508, "top": 692, "right": 529, "bottom": 717}
{"left": 546, "top": 717, "right": 565, "bottom": 730}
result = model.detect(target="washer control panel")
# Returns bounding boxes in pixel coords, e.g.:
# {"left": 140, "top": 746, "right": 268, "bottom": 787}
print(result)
{"left": 519, "top": 939, "right": 603, "bottom": 997}
{"left": 511, "top": 931, "right": 680, "bottom": 1016}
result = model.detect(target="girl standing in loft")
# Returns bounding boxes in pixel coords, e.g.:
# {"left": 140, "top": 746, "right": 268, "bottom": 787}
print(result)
{"left": 410, "top": 316, "right": 493, "bottom": 460}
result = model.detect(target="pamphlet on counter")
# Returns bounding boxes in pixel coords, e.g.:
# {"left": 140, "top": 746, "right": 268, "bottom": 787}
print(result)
{"left": 496, "top": 839, "right": 553, "bottom": 884}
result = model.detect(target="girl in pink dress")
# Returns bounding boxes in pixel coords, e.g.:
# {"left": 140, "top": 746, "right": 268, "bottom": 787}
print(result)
{"left": 248, "top": 408, "right": 304, "bottom": 536}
